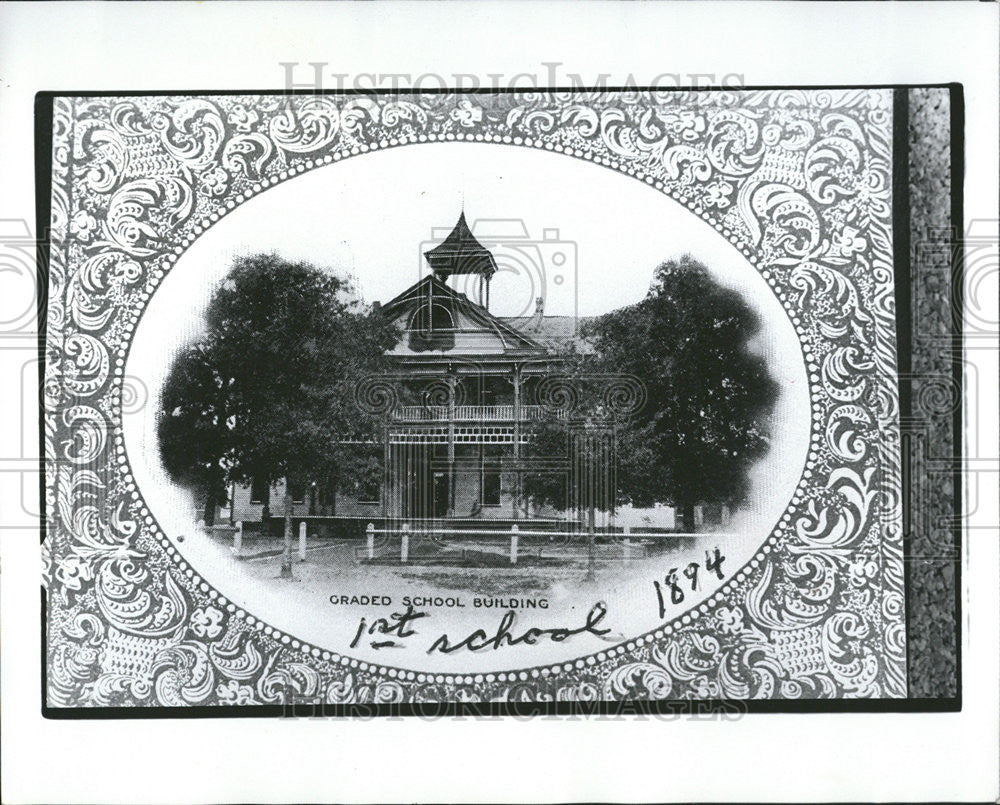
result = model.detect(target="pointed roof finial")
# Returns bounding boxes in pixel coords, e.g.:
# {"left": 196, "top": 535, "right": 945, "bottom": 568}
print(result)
{"left": 424, "top": 211, "right": 498, "bottom": 280}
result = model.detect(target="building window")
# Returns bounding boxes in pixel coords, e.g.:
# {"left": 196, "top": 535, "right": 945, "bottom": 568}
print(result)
{"left": 481, "top": 446, "right": 501, "bottom": 506}
{"left": 409, "top": 302, "right": 455, "bottom": 331}
{"left": 250, "top": 477, "right": 269, "bottom": 504}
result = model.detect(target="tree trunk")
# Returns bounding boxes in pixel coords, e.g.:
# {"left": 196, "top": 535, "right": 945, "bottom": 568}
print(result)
{"left": 261, "top": 484, "right": 271, "bottom": 525}
{"left": 280, "top": 481, "right": 294, "bottom": 578}
{"left": 681, "top": 503, "right": 696, "bottom": 533}
{"left": 203, "top": 486, "right": 216, "bottom": 527}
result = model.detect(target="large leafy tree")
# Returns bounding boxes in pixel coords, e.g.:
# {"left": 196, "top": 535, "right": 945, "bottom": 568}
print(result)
{"left": 523, "top": 254, "right": 777, "bottom": 533}
{"left": 158, "top": 343, "right": 233, "bottom": 527}
{"left": 158, "top": 253, "right": 398, "bottom": 576}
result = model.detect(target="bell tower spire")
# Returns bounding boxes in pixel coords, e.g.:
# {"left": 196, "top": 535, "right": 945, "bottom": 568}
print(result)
{"left": 423, "top": 211, "right": 498, "bottom": 311}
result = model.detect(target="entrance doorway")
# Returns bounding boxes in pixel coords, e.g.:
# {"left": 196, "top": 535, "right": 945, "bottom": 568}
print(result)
{"left": 432, "top": 471, "right": 450, "bottom": 518}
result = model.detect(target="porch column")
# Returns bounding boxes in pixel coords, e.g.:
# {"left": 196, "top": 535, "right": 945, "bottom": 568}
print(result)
{"left": 447, "top": 372, "right": 456, "bottom": 516}
{"left": 512, "top": 365, "right": 522, "bottom": 520}
{"left": 382, "top": 428, "right": 390, "bottom": 520}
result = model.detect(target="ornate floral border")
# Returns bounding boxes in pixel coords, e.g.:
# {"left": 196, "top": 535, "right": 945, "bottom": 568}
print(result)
{"left": 42, "top": 89, "right": 905, "bottom": 708}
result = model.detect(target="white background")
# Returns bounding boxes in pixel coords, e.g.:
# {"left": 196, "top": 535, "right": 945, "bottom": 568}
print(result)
{"left": 0, "top": 2, "right": 997, "bottom": 803}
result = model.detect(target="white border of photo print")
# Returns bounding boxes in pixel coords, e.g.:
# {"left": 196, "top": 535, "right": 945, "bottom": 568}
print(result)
{"left": 1, "top": 2, "right": 997, "bottom": 804}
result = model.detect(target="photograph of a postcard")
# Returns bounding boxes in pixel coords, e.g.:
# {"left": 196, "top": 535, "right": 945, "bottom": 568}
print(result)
{"left": 38, "top": 86, "right": 961, "bottom": 715}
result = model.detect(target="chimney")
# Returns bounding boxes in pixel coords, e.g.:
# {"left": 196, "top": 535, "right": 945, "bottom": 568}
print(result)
{"left": 532, "top": 296, "right": 544, "bottom": 331}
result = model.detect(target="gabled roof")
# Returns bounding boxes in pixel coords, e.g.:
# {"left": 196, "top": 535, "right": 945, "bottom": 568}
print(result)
{"left": 381, "top": 275, "right": 549, "bottom": 356}
{"left": 423, "top": 212, "right": 498, "bottom": 280}
{"left": 502, "top": 315, "right": 592, "bottom": 352}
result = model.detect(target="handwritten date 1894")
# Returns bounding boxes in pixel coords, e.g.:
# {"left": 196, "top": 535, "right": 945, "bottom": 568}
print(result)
{"left": 653, "top": 546, "right": 727, "bottom": 618}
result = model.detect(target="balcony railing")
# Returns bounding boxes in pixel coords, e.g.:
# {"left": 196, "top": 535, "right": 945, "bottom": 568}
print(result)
{"left": 392, "top": 404, "right": 564, "bottom": 422}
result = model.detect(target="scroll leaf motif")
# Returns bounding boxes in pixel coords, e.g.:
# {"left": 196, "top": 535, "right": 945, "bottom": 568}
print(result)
{"left": 221, "top": 133, "right": 274, "bottom": 179}
{"left": 323, "top": 673, "right": 368, "bottom": 705}
{"left": 49, "top": 644, "right": 101, "bottom": 706}
{"left": 109, "top": 101, "right": 153, "bottom": 137}
{"left": 90, "top": 672, "right": 153, "bottom": 707}
{"left": 208, "top": 632, "right": 264, "bottom": 681}
{"left": 152, "top": 642, "right": 215, "bottom": 705}
{"left": 822, "top": 611, "right": 881, "bottom": 698}
{"left": 660, "top": 142, "right": 713, "bottom": 183}
{"left": 374, "top": 679, "right": 407, "bottom": 704}
{"left": 794, "top": 466, "right": 878, "bottom": 550}
{"left": 652, "top": 632, "right": 722, "bottom": 681}
{"left": 257, "top": 659, "right": 321, "bottom": 704}
{"left": 44, "top": 90, "right": 905, "bottom": 705}
{"left": 61, "top": 405, "right": 107, "bottom": 465}
{"left": 98, "top": 177, "right": 194, "bottom": 256}
{"left": 73, "top": 119, "right": 130, "bottom": 194}
{"left": 783, "top": 552, "right": 839, "bottom": 607}
{"left": 64, "top": 333, "right": 109, "bottom": 396}
{"left": 788, "top": 261, "right": 873, "bottom": 343}
{"left": 150, "top": 99, "right": 226, "bottom": 171}
{"left": 825, "top": 404, "right": 873, "bottom": 462}
{"left": 804, "top": 136, "right": 863, "bottom": 204}
{"left": 559, "top": 105, "right": 600, "bottom": 138}
{"left": 56, "top": 466, "right": 100, "bottom": 558}
{"left": 741, "top": 182, "right": 820, "bottom": 258}
{"left": 69, "top": 251, "right": 143, "bottom": 332}
{"left": 63, "top": 612, "right": 107, "bottom": 646}
{"left": 602, "top": 662, "right": 674, "bottom": 700}
{"left": 269, "top": 97, "right": 343, "bottom": 153}
{"left": 602, "top": 107, "right": 668, "bottom": 156}
{"left": 64, "top": 505, "right": 126, "bottom": 560}
{"left": 822, "top": 345, "right": 875, "bottom": 404}
{"left": 717, "top": 649, "right": 751, "bottom": 698}
{"left": 743, "top": 561, "right": 825, "bottom": 632}
{"left": 705, "top": 110, "right": 765, "bottom": 176}
{"left": 380, "top": 99, "right": 429, "bottom": 128}
{"left": 505, "top": 106, "right": 555, "bottom": 137}
{"left": 555, "top": 681, "right": 600, "bottom": 702}
{"left": 96, "top": 560, "right": 188, "bottom": 637}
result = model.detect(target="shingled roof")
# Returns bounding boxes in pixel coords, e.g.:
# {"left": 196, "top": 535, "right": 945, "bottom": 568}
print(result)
{"left": 423, "top": 212, "right": 499, "bottom": 280}
{"left": 501, "top": 315, "right": 593, "bottom": 352}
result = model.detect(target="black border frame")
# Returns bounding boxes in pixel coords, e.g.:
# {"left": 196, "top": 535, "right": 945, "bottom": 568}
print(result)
{"left": 34, "top": 83, "right": 965, "bottom": 719}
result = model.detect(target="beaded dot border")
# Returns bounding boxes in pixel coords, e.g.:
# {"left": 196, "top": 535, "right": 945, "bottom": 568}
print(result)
{"left": 107, "top": 106, "right": 835, "bottom": 688}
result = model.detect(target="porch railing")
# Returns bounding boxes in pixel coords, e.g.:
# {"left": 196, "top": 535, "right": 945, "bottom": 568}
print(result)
{"left": 392, "top": 404, "right": 564, "bottom": 422}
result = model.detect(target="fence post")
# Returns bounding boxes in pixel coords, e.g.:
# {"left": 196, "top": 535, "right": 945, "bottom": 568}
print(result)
{"left": 366, "top": 522, "right": 375, "bottom": 560}
{"left": 510, "top": 524, "right": 519, "bottom": 565}
{"left": 298, "top": 521, "right": 307, "bottom": 562}
{"left": 233, "top": 521, "right": 243, "bottom": 556}
{"left": 400, "top": 522, "right": 410, "bottom": 563}
{"left": 622, "top": 525, "right": 631, "bottom": 562}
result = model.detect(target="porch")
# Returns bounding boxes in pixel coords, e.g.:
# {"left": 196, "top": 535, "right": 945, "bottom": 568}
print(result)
{"left": 392, "top": 404, "right": 564, "bottom": 422}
